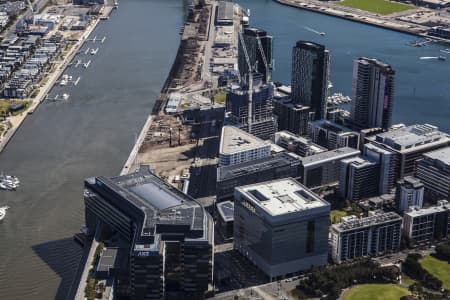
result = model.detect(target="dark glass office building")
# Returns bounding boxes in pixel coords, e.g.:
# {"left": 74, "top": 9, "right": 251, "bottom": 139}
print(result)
{"left": 84, "top": 166, "right": 214, "bottom": 300}
{"left": 291, "top": 41, "right": 330, "bottom": 120}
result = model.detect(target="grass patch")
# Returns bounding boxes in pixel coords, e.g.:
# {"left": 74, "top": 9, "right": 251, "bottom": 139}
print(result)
{"left": 420, "top": 255, "right": 450, "bottom": 290}
{"left": 214, "top": 90, "right": 226, "bottom": 104}
{"left": 0, "top": 100, "right": 29, "bottom": 116}
{"left": 342, "top": 284, "right": 409, "bottom": 300}
{"left": 330, "top": 209, "right": 347, "bottom": 224}
{"left": 338, "top": 0, "right": 414, "bottom": 15}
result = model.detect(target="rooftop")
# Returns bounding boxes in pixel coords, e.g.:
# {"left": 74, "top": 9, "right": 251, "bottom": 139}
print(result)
{"left": 405, "top": 200, "right": 449, "bottom": 217}
{"left": 217, "top": 201, "right": 234, "bottom": 222}
{"left": 399, "top": 176, "right": 424, "bottom": 189}
{"left": 372, "top": 124, "right": 449, "bottom": 151}
{"left": 341, "top": 156, "right": 378, "bottom": 168}
{"left": 300, "top": 147, "right": 360, "bottom": 167}
{"left": 237, "top": 178, "right": 329, "bottom": 216}
{"left": 423, "top": 146, "right": 450, "bottom": 166}
{"left": 220, "top": 125, "right": 269, "bottom": 155}
{"left": 217, "top": 1, "right": 233, "bottom": 22}
{"left": 332, "top": 211, "right": 402, "bottom": 232}
{"left": 309, "top": 119, "right": 353, "bottom": 134}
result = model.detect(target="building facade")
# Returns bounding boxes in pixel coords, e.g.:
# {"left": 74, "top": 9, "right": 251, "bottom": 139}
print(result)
{"left": 219, "top": 126, "right": 271, "bottom": 167}
{"left": 403, "top": 200, "right": 450, "bottom": 246}
{"left": 308, "top": 119, "right": 360, "bottom": 150}
{"left": 416, "top": 147, "right": 450, "bottom": 200}
{"left": 330, "top": 212, "right": 403, "bottom": 263}
{"left": 234, "top": 178, "right": 330, "bottom": 279}
{"left": 396, "top": 176, "right": 424, "bottom": 212}
{"left": 274, "top": 130, "right": 327, "bottom": 157}
{"left": 351, "top": 57, "right": 395, "bottom": 130}
{"left": 84, "top": 167, "right": 214, "bottom": 300}
{"left": 339, "top": 156, "right": 380, "bottom": 201}
{"left": 291, "top": 41, "right": 329, "bottom": 120}
{"left": 299, "top": 147, "right": 361, "bottom": 188}
{"left": 238, "top": 27, "right": 273, "bottom": 84}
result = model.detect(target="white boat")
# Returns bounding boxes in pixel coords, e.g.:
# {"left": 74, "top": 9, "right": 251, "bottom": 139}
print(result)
{"left": 62, "top": 93, "right": 70, "bottom": 100}
{"left": 59, "top": 79, "right": 67, "bottom": 86}
{"left": 440, "top": 49, "right": 450, "bottom": 54}
{"left": 0, "top": 206, "right": 9, "bottom": 221}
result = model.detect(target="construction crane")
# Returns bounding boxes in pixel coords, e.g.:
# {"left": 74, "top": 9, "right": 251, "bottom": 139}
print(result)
{"left": 238, "top": 30, "right": 255, "bottom": 133}
{"left": 256, "top": 35, "right": 271, "bottom": 83}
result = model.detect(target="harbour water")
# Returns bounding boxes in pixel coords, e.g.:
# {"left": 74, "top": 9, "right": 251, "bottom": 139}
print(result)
{"left": 238, "top": 0, "right": 450, "bottom": 132}
{"left": 0, "top": 0, "right": 183, "bottom": 299}
{"left": 0, "top": 0, "right": 449, "bottom": 299}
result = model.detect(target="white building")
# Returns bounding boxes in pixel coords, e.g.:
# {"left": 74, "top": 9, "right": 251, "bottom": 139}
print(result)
{"left": 219, "top": 126, "right": 271, "bottom": 167}
{"left": 416, "top": 147, "right": 450, "bottom": 200}
{"left": 403, "top": 200, "right": 450, "bottom": 246}
{"left": 234, "top": 178, "right": 330, "bottom": 279}
{"left": 396, "top": 176, "right": 424, "bottom": 212}
{"left": 330, "top": 211, "right": 402, "bottom": 263}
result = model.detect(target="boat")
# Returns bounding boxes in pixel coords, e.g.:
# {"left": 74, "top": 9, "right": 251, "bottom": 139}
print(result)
{"left": 59, "top": 79, "right": 67, "bottom": 86}
{"left": 319, "top": 32, "right": 326, "bottom": 36}
{"left": 0, "top": 174, "right": 20, "bottom": 191}
{"left": 90, "top": 48, "right": 98, "bottom": 55}
{"left": 62, "top": 93, "right": 70, "bottom": 100}
{"left": 114, "top": 0, "right": 118, "bottom": 8}
{"left": 0, "top": 206, "right": 9, "bottom": 221}
{"left": 438, "top": 56, "right": 446, "bottom": 61}
{"left": 440, "top": 49, "right": 450, "bottom": 54}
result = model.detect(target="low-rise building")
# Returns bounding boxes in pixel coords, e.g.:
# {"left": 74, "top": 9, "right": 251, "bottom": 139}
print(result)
{"left": 234, "top": 178, "right": 330, "bottom": 279}
{"left": 219, "top": 126, "right": 271, "bottom": 167}
{"left": 274, "top": 130, "right": 326, "bottom": 157}
{"left": 298, "top": 147, "right": 360, "bottom": 188}
{"left": 403, "top": 200, "right": 450, "bottom": 246}
{"left": 308, "top": 119, "right": 360, "bottom": 150}
{"left": 330, "top": 211, "right": 403, "bottom": 263}
{"left": 416, "top": 147, "right": 450, "bottom": 200}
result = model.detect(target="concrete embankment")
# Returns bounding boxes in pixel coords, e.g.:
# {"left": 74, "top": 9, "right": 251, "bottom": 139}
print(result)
{"left": 0, "top": 18, "right": 101, "bottom": 153}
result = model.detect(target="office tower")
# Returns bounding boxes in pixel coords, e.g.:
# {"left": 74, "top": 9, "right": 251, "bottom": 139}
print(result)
{"left": 396, "top": 176, "right": 424, "bottom": 212}
{"left": 226, "top": 78, "right": 277, "bottom": 140}
{"left": 416, "top": 147, "right": 450, "bottom": 200}
{"left": 219, "top": 126, "right": 271, "bottom": 167}
{"left": 365, "top": 124, "right": 450, "bottom": 181}
{"left": 216, "top": 152, "right": 301, "bottom": 201}
{"left": 308, "top": 120, "right": 360, "bottom": 150}
{"left": 234, "top": 178, "right": 330, "bottom": 279}
{"left": 274, "top": 130, "right": 327, "bottom": 157}
{"left": 339, "top": 156, "right": 380, "bottom": 201}
{"left": 363, "top": 143, "right": 396, "bottom": 194}
{"left": 84, "top": 167, "right": 213, "bottom": 300}
{"left": 291, "top": 41, "right": 330, "bottom": 120}
{"left": 351, "top": 57, "right": 395, "bottom": 130}
{"left": 403, "top": 200, "right": 450, "bottom": 246}
{"left": 238, "top": 27, "right": 273, "bottom": 84}
{"left": 298, "top": 147, "right": 360, "bottom": 188}
{"left": 330, "top": 212, "right": 402, "bottom": 263}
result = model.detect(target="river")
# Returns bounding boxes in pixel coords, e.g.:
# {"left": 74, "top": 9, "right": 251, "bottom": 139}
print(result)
{"left": 0, "top": 0, "right": 449, "bottom": 299}
{"left": 238, "top": 0, "right": 450, "bottom": 132}
{"left": 0, "top": 0, "right": 183, "bottom": 299}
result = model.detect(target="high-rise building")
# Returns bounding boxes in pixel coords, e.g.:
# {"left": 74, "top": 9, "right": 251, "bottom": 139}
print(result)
{"left": 396, "top": 176, "right": 424, "bottom": 212}
{"left": 308, "top": 119, "right": 360, "bottom": 150}
{"left": 219, "top": 126, "right": 271, "bottom": 167}
{"left": 298, "top": 147, "right": 360, "bottom": 188}
{"left": 339, "top": 156, "right": 380, "bottom": 201}
{"left": 291, "top": 41, "right": 330, "bottom": 120}
{"left": 416, "top": 147, "right": 450, "bottom": 200}
{"left": 330, "top": 212, "right": 403, "bottom": 263}
{"left": 226, "top": 77, "right": 277, "bottom": 140}
{"left": 351, "top": 57, "right": 395, "bottom": 130}
{"left": 234, "top": 178, "right": 330, "bottom": 279}
{"left": 84, "top": 167, "right": 214, "bottom": 299}
{"left": 238, "top": 27, "right": 273, "bottom": 84}
{"left": 403, "top": 200, "right": 450, "bottom": 246}
{"left": 363, "top": 143, "right": 397, "bottom": 194}
{"left": 365, "top": 124, "right": 450, "bottom": 181}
